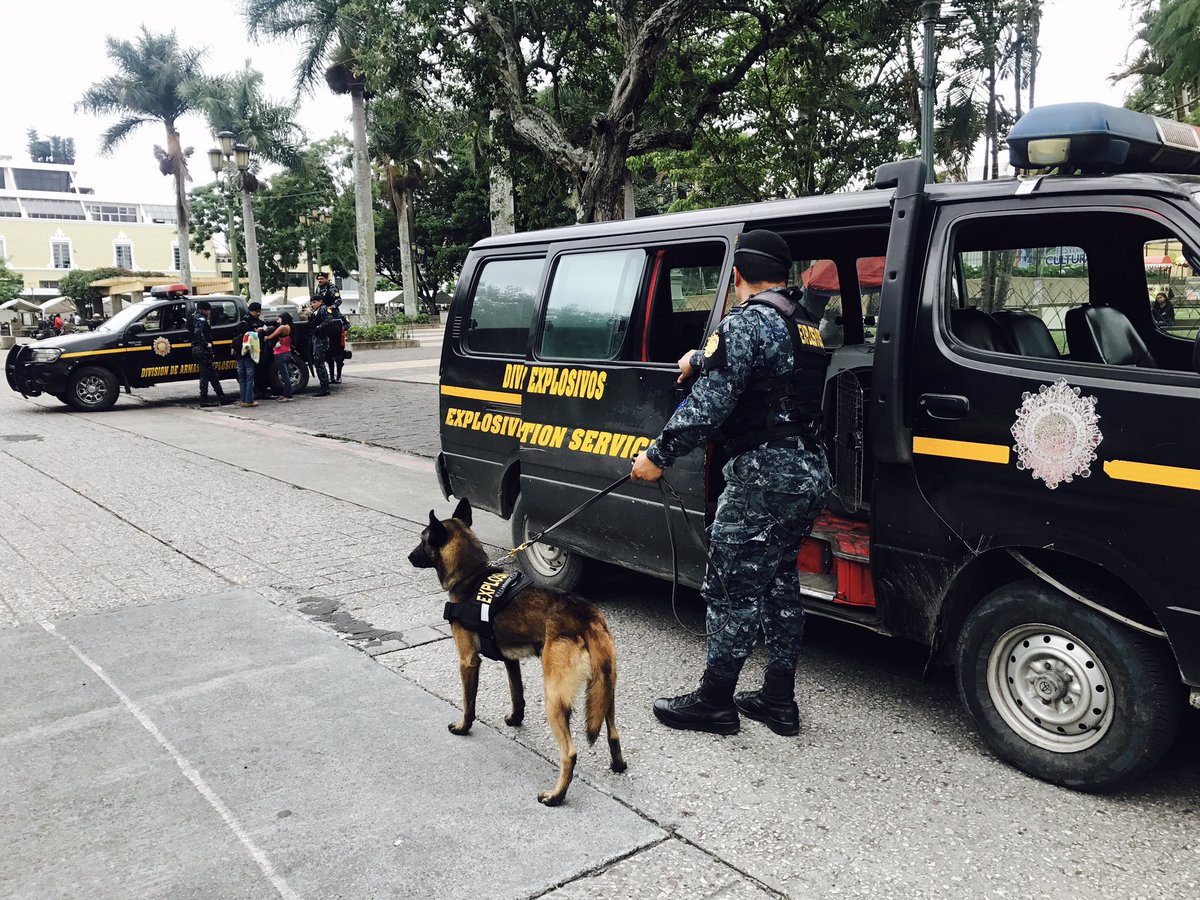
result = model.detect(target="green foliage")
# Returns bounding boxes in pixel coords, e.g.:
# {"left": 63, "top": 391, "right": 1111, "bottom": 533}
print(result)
{"left": 185, "top": 62, "right": 302, "bottom": 168}
{"left": 347, "top": 323, "right": 398, "bottom": 342}
{"left": 26, "top": 130, "right": 76, "bottom": 164}
{"left": 0, "top": 262, "right": 24, "bottom": 302}
{"left": 1121, "top": 1, "right": 1200, "bottom": 122}
{"left": 384, "top": 311, "right": 429, "bottom": 325}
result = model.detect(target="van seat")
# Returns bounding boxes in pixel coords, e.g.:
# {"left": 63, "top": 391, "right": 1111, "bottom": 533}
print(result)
{"left": 950, "top": 307, "right": 1015, "bottom": 354}
{"left": 993, "top": 310, "right": 1061, "bottom": 359}
{"left": 1064, "top": 305, "right": 1157, "bottom": 367}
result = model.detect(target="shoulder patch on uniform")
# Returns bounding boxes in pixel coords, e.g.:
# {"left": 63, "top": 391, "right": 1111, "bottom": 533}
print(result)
{"left": 704, "top": 331, "right": 720, "bottom": 358}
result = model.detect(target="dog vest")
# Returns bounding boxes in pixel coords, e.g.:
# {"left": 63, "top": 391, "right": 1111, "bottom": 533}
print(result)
{"left": 443, "top": 569, "right": 529, "bottom": 661}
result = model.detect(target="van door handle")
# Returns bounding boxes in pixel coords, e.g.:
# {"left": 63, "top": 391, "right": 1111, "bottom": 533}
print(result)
{"left": 919, "top": 393, "right": 969, "bottom": 420}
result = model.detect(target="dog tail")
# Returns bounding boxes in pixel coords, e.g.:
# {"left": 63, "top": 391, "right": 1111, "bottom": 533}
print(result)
{"left": 584, "top": 623, "right": 617, "bottom": 746}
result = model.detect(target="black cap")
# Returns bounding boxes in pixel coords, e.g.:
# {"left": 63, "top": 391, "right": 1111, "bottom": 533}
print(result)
{"left": 734, "top": 229, "right": 791, "bottom": 269}
{"left": 196, "top": 300, "right": 211, "bottom": 311}
{"left": 248, "top": 301, "right": 262, "bottom": 312}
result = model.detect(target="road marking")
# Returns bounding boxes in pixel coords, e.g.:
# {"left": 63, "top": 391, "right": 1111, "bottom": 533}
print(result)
{"left": 40, "top": 621, "right": 301, "bottom": 900}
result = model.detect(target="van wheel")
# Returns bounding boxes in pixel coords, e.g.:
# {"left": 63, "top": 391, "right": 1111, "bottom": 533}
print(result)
{"left": 955, "top": 578, "right": 1181, "bottom": 791}
{"left": 271, "top": 357, "right": 308, "bottom": 394}
{"left": 66, "top": 366, "right": 119, "bottom": 412}
{"left": 511, "top": 493, "right": 587, "bottom": 591}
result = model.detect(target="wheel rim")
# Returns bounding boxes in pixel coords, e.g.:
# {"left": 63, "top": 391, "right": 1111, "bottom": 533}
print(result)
{"left": 74, "top": 373, "right": 108, "bottom": 406}
{"left": 287, "top": 361, "right": 302, "bottom": 386}
{"left": 986, "top": 623, "right": 1114, "bottom": 753}
{"left": 522, "top": 517, "right": 567, "bottom": 578}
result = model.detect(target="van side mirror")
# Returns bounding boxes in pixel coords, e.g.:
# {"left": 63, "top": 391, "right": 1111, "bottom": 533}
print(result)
{"left": 127, "top": 323, "right": 146, "bottom": 336}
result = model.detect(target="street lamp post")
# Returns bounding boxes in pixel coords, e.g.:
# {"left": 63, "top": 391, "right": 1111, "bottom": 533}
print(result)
{"left": 300, "top": 213, "right": 315, "bottom": 296}
{"left": 233, "top": 143, "right": 262, "bottom": 304}
{"left": 209, "top": 132, "right": 241, "bottom": 294}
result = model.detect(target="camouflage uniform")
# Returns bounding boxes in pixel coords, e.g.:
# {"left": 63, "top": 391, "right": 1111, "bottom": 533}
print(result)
{"left": 309, "top": 303, "right": 332, "bottom": 392}
{"left": 647, "top": 290, "right": 832, "bottom": 681}
{"left": 190, "top": 311, "right": 224, "bottom": 403}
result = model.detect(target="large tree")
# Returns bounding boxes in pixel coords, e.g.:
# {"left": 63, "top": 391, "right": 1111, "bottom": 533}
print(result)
{"left": 245, "top": 0, "right": 378, "bottom": 322}
{"left": 1119, "top": 0, "right": 1200, "bottom": 122}
{"left": 78, "top": 27, "right": 204, "bottom": 288}
{"left": 187, "top": 62, "right": 302, "bottom": 302}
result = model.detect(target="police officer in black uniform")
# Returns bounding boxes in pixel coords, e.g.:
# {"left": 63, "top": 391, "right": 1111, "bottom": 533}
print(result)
{"left": 327, "top": 297, "right": 348, "bottom": 384}
{"left": 308, "top": 292, "right": 333, "bottom": 397}
{"left": 191, "top": 300, "right": 229, "bottom": 407}
{"left": 631, "top": 229, "right": 832, "bottom": 737}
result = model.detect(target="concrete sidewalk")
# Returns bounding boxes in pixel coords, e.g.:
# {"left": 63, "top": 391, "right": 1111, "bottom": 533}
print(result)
{"left": 1, "top": 591, "right": 662, "bottom": 899}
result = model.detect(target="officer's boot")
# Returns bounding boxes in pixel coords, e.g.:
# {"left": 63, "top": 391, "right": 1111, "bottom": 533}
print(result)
{"left": 652, "top": 669, "right": 740, "bottom": 735}
{"left": 734, "top": 667, "right": 800, "bottom": 736}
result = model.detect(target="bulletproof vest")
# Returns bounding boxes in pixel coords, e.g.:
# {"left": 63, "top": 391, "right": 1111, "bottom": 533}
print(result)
{"left": 715, "top": 289, "right": 829, "bottom": 455}
{"left": 443, "top": 570, "right": 529, "bottom": 661}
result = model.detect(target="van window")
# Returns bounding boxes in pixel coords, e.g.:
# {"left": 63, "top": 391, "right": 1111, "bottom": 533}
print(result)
{"left": 642, "top": 242, "right": 725, "bottom": 363}
{"left": 540, "top": 249, "right": 645, "bottom": 360}
{"left": 210, "top": 301, "right": 238, "bottom": 325}
{"left": 947, "top": 211, "right": 1197, "bottom": 371}
{"left": 140, "top": 303, "right": 187, "bottom": 332}
{"left": 1143, "top": 237, "right": 1195, "bottom": 337}
{"left": 464, "top": 257, "right": 543, "bottom": 356}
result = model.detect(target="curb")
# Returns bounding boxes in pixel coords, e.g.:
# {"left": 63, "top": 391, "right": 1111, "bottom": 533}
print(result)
{"left": 349, "top": 339, "right": 420, "bottom": 351}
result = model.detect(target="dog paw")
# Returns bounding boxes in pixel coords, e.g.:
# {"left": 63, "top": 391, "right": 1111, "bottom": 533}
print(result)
{"left": 537, "top": 791, "right": 564, "bottom": 807}
{"left": 505, "top": 714, "right": 524, "bottom": 727}
{"left": 448, "top": 722, "right": 471, "bottom": 736}
{"left": 610, "top": 758, "right": 628, "bottom": 774}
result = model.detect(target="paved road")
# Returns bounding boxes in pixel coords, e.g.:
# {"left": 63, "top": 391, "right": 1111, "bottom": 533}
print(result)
{"left": 2, "top": 341, "right": 1200, "bottom": 899}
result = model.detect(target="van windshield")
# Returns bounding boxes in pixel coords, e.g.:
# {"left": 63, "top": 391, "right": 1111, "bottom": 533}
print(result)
{"left": 98, "top": 301, "right": 158, "bottom": 333}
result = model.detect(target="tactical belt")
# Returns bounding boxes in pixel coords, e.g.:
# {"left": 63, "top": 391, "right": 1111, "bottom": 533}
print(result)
{"left": 443, "top": 569, "right": 529, "bottom": 661}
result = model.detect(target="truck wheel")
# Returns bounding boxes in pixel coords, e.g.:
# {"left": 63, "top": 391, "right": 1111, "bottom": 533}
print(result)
{"left": 955, "top": 578, "right": 1181, "bottom": 791}
{"left": 271, "top": 357, "right": 308, "bottom": 394}
{"left": 511, "top": 493, "right": 587, "bottom": 592}
{"left": 66, "top": 366, "right": 119, "bottom": 412}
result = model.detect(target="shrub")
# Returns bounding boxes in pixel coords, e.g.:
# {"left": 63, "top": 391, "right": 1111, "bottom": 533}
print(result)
{"left": 347, "top": 323, "right": 398, "bottom": 342}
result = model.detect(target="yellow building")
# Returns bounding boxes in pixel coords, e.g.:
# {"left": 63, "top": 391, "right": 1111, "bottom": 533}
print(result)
{"left": 0, "top": 157, "right": 218, "bottom": 300}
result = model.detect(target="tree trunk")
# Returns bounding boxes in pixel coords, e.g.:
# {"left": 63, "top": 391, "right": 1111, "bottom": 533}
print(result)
{"left": 350, "top": 89, "right": 376, "bottom": 325}
{"left": 167, "top": 125, "right": 192, "bottom": 289}
{"left": 489, "top": 108, "right": 516, "bottom": 236}
{"left": 1027, "top": 1, "right": 1040, "bottom": 110}
{"left": 398, "top": 186, "right": 418, "bottom": 318}
{"left": 239, "top": 186, "right": 262, "bottom": 303}
{"left": 1014, "top": 0, "right": 1025, "bottom": 120}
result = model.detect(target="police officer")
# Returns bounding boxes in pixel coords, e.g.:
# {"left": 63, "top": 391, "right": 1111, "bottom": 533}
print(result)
{"left": 308, "top": 292, "right": 332, "bottom": 397}
{"left": 191, "top": 300, "right": 229, "bottom": 407}
{"left": 327, "top": 297, "right": 348, "bottom": 384}
{"left": 630, "top": 229, "right": 832, "bottom": 737}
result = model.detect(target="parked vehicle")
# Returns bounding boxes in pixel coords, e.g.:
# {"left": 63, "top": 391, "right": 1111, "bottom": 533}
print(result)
{"left": 6, "top": 292, "right": 313, "bottom": 411}
{"left": 436, "top": 102, "right": 1200, "bottom": 790}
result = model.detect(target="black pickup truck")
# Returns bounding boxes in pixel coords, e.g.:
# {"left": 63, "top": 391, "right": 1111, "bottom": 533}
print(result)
{"left": 5, "top": 293, "right": 319, "bottom": 411}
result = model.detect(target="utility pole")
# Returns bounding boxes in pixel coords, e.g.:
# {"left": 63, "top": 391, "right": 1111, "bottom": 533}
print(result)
{"left": 921, "top": 1, "right": 940, "bottom": 182}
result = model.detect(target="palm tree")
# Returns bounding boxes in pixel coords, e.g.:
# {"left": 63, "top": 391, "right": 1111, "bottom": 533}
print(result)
{"left": 371, "top": 93, "right": 445, "bottom": 317}
{"left": 78, "top": 28, "right": 204, "bottom": 288}
{"left": 187, "top": 63, "right": 302, "bottom": 302}
{"left": 245, "top": 0, "right": 377, "bottom": 323}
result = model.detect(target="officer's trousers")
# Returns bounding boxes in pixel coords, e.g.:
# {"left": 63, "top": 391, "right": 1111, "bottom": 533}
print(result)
{"left": 194, "top": 351, "right": 222, "bottom": 399}
{"left": 311, "top": 337, "right": 330, "bottom": 390}
{"left": 702, "top": 457, "right": 828, "bottom": 681}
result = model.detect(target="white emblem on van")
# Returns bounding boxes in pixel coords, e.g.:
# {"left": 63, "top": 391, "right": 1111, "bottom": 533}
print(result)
{"left": 1011, "top": 378, "right": 1102, "bottom": 490}
{"left": 152, "top": 337, "right": 172, "bottom": 357}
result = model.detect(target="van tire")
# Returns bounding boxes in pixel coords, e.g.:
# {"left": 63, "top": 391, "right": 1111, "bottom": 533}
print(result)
{"left": 955, "top": 578, "right": 1181, "bottom": 791}
{"left": 270, "top": 356, "right": 309, "bottom": 394}
{"left": 511, "top": 493, "right": 587, "bottom": 592}
{"left": 66, "top": 366, "right": 119, "bottom": 412}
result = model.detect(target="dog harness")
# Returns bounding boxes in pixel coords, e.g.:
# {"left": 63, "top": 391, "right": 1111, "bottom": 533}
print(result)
{"left": 443, "top": 569, "right": 529, "bottom": 661}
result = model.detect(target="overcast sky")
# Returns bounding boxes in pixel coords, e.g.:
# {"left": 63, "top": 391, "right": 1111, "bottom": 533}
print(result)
{"left": 1, "top": 0, "right": 1138, "bottom": 202}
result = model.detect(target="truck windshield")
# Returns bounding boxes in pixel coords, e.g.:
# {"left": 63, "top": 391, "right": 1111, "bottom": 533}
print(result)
{"left": 97, "top": 302, "right": 157, "bottom": 334}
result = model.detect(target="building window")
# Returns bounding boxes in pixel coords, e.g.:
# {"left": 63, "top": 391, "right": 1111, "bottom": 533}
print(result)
{"left": 0, "top": 198, "right": 19, "bottom": 218}
{"left": 114, "top": 243, "right": 134, "bottom": 269}
{"left": 39, "top": 281, "right": 59, "bottom": 290}
{"left": 144, "top": 204, "right": 178, "bottom": 225}
{"left": 172, "top": 244, "right": 182, "bottom": 271}
{"left": 51, "top": 241, "right": 71, "bottom": 269}
{"left": 24, "top": 198, "right": 87, "bottom": 220}
{"left": 13, "top": 168, "right": 72, "bottom": 192}
{"left": 87, "top": 203, "right": 139, "bottom": 223}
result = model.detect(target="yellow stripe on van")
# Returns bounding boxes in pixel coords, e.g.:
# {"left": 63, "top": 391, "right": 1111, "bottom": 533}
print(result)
{"left": 60, "top": 347, "right": 145, "bottom": 358}
{"left": 440, "top": 384, "right": 524, "bottom": 406}
{"left": 1104, "top": 460, "right": 1200, "bottom": 492}
{"left": 912, "top": 436, "right": 1011, "bottom": 465}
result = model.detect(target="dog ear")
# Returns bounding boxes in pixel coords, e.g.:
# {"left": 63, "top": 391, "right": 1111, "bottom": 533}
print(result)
{"left": 452, "top": 496, "right": 472, "bottom": 526}
{"left": 427, "top": 509, "right": 449, "bottom": 547}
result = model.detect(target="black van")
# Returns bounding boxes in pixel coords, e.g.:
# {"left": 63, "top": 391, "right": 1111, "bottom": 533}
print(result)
{"left": 436, "top": 103, "right": 1200, "bottom": 790}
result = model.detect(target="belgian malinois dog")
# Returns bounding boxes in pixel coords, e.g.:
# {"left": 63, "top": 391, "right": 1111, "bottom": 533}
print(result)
{"left": 407, "top": 497, "right": 627, "bottom": 806}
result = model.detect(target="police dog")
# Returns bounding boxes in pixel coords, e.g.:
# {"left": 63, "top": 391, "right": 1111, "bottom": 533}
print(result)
{"left": 407, "top": 497, "right": 626, "bottom": 806}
